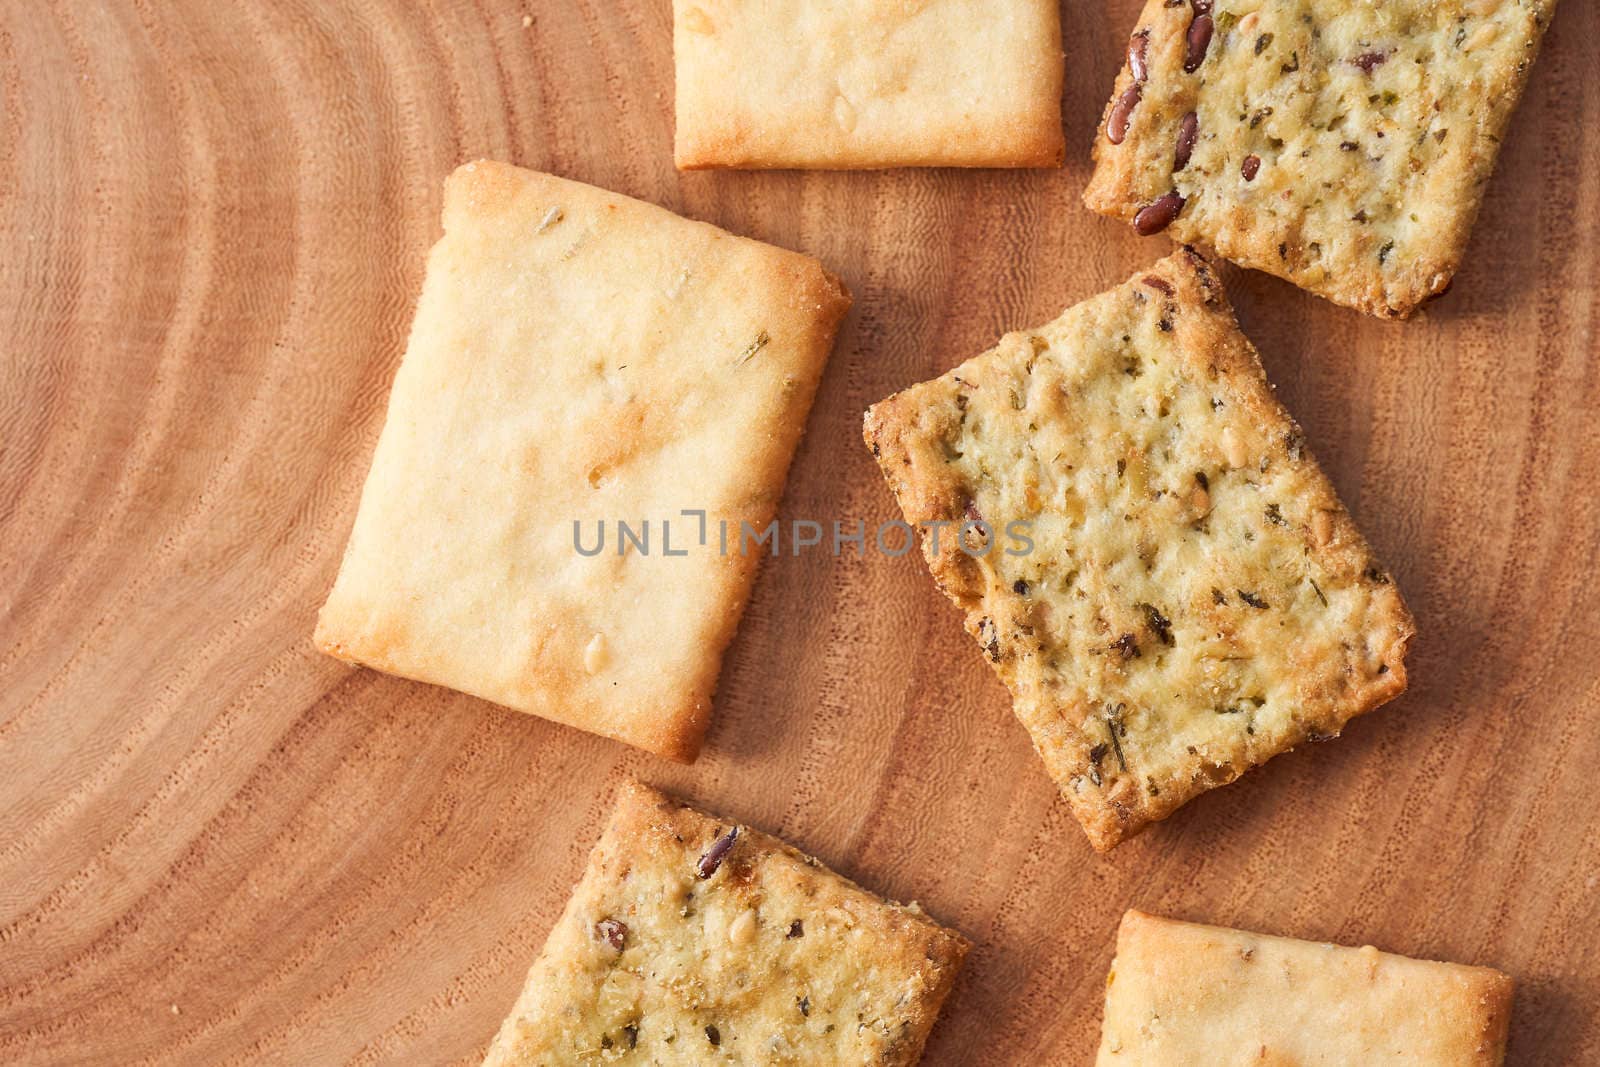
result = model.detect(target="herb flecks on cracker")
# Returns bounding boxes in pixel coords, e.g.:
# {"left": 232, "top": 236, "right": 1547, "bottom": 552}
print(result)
{"left": 482, "top": 782, "right": 969, "bottom": 1066}
{"left": 864, "top": 250, "right": 1413, "bottom": 850}
{"left": 1086, "top": 0, "right": 1560, "bottom": 317}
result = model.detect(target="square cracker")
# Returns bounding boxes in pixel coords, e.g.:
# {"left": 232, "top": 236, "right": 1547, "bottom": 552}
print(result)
{"left": 315, "top": 161, "right": 850, "bottom": 762}
{"left": 1084, "top": 0, "right": 1559, "bottom": 318}
{"left": 482, "top": 780, "right": 970, "bottom": 1066}
{"left": 864, "top": 249, "right": 1413, "bottom": 850}
{"left": 672, "top": 0, "right": 1065, "bottom": 169}
{"left": 1097, "top": 910, "right": 1515, "bottom": 1065}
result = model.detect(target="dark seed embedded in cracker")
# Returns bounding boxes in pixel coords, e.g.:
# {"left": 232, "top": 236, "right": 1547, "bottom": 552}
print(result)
{"left": 1174, "top": 111, "right": 1199, "bottom": 170}
{"left": 1108, "top": 83, "right": 1143, "bottom": 145}
{"left": 696, "top": 826, "right": 739, "bottom": 879}
{"left": 1183, "top": 8, "right": 1213, "bottom": 72}
{"left": 594, "top": 917, "right": 628, "bottom": 951}
{"left": 1134, "top": 192, "right": 1186, "bottom": 235}
{"left": 1129, "top": 29, "right": 1151, "bottom": 82}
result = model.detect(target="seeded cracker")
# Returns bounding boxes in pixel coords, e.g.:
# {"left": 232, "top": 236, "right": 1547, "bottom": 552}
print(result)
{"left": 864, "top": 250, "right": 1413, "bottom": 850}
{"left": 1097, "top": 911, "right": 1514, "bottom": 1065}
{"left": 315, "top": 161, "right": 850, "bottom": 761}
{"left": 482, "top": 781, "right": 969, "bottom": 1066}
{"left": 672, "top": 0, "right": 1064, "bottom": 169}
{"left": 1084, "top": 0, "right": 1560, "bottom": 318}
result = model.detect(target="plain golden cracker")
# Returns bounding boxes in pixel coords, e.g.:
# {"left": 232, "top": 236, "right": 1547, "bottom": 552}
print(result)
{"left": 316, "top": 161, "right": 850, "bottom": 761}
{"left": 673, "top": 0, "right": 1064, "bottom": 169}
{"left": 1098, "top": 911, "right": 1514, "bottom": 1065}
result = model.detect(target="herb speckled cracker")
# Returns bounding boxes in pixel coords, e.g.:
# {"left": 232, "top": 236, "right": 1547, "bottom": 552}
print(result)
{"left": 1085, "top": 0, "right": 1559, "bottom": 318}
{"left": 315, "top": 161, "right": 850, "bottom": 762}
{"left": 673, "top": 0, "right": 1065, "bottom": 169}
{"left": 482, "top": 781, "right": 969, "bottom": 1066}
{"left": 864, "top": 250, "right": 1413, "bottom": 850}
{"left": 1098, "top": 911, "right": 1514, "bottom": 1065}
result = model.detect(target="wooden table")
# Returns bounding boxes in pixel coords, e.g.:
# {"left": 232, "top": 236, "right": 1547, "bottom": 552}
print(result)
{"left": 3, "top": 2, "right": 1597, "bottom": 1063}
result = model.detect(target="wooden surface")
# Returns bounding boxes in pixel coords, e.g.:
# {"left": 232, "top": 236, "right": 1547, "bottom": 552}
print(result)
{"left": 3, "top": 2, "right": 1598, "bottom": 1063}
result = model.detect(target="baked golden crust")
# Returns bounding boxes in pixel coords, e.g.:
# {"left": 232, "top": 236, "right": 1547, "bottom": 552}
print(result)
{"left": 1084, "top": 0, "right": 1559, "bottom": 318}
{"left": 315, "top": 161, "right": 850, "bottom": 762}
{"left": 672, "top": 0, "right": 1065, "bottom": 170}
{"left": 482, "top": 781, "right": 970, "bottom": 1066}
{"left": 1097, "top": 911, "right": 1515, "bottom": 1065}
{"left": 864, "top": 250, "right": 1413, "bottom": 850}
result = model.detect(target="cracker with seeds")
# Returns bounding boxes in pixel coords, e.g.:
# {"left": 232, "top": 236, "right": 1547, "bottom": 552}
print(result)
{"left": 1098, "top": 910, "right": 1514, "bottom": 1065}
{"left": 315, "top": 161, "right": 850, "bottom": 762}
{"left": 864, "top": 250, "right": 1413, "bottom": 850}
{"left": 482, "top": 781, "right": 969, "bottom": 1066}
{"left": 673, "top": 0, "right": 1065, "bottom": 170}
{"left": 1084, "top": 0, "right": 1559, "bottom": 318}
